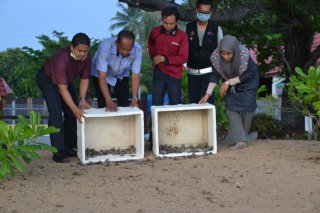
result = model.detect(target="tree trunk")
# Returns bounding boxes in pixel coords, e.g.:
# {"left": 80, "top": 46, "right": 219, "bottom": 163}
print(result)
{"left": 281, "top": 28, "right": 313, "bottom": 133}
{"left": 280, "top": 87, "right": 305, "bottom": 133}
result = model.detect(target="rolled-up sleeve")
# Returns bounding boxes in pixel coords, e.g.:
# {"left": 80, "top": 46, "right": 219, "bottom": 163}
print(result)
{"left": 210, "top": 67, "right": 221, "bottom": 84}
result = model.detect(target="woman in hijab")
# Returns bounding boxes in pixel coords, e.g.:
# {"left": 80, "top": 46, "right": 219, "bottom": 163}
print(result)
{"left": 199, "top": 35, "right": 259, "bottom": 149}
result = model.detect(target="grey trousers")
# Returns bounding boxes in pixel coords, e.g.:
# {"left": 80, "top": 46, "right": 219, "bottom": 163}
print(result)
{"left": 226, "top": 110, "right": 254, "bottom": 145}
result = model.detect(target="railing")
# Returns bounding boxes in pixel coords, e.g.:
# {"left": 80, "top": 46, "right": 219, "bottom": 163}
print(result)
{"left": 0, "top": 97, "right": 279, "bottom": 126}
{"left": 0, "top": 98, "right": 98, "bottom": 124}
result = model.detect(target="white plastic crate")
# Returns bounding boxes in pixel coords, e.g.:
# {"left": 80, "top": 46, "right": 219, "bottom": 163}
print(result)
{"left": 151, "top": 103, "right": 217, "bottom": 157}
{"left": 77, "top": 107, "right": 144, "bottom": 164}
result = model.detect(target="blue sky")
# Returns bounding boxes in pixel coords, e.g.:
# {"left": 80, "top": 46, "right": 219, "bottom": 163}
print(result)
{"left": 0, "top": 0, "right": 120, "bottom": 51}
{"left": 0, "top": 0, "right": 184, "bottom": 51}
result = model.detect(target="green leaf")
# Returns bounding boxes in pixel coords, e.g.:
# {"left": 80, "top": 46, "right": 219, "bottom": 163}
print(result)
{"left": 7, "top": 127, "right": 15, "bottom": 145}
{"left": 30, "top": 111, "right": 37, "bottom": 130}
{"left": 295, "top": 67, "right": 308, "bottom": 79}
{"left": 0, "top": 158, "right": 10, "bottom": 177}
{"left": 21, "top": 155, "right": 32, "bottom": 164}
{"left": 37, "top": 127, "right": 60, "bottom": 136}
{"left": 257, "top": 85, "right": 268, "bottom": 94}
{"left": 17, "top": 128, "right": 34, "bottom": 141}
{"left": 266, "top": 35, "right": 273, "bottom": 41}
{"left": 12, "top": 123, "right": 25, "bottom": 141}
{"left": 315, "top": 66, "right": 320, "bottom": 80}
{"left": 17, "top": 145, "right": 40, "bottom": 152}
{"left": 273, "top": 33, "right": 282, "bottom": 39}
{"left": 17, "top": 114, "right": 28, "bottom": 125}
{"left": 0, "top": 120, "right": 9, "bottom": 140}
{"left": 296, "top": 85, "right": 314, "bottom": 93}
{"left": 28, "top": 151, "right": 41, "bottom": 159}
{"left": 37, "top": 143, "right": 57, "bottom": 152}
{"left": 312, "top": 100, "right": 320, "bottom": 110}
{"left": 9, "top": 155, "right": 25, "bottom": 173}
{"left": 303, "top": 94, "right": 316, "bottom": 103}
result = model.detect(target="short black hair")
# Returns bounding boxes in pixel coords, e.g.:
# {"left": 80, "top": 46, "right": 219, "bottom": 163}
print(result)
{"left": 71, "top": 33, "right": 90, "bottom": 47}
{"left": 162, "top": 6, "right": 180, "bottom": 21}
{"left": 196, "top": 0, "right": 213, "bottom": 9}
{"left": 116, "top": 30, "right": 135, "bottom": 43}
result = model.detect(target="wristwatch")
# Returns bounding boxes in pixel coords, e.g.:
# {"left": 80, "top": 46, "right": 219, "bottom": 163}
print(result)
{"left": 79, "top": 96, "right": 86, "bottom": 101}
{"left": 132, "top": 97, "right": 138, "bottom": 101}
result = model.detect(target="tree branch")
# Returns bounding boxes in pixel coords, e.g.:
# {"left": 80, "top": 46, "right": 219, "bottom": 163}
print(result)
{"left": 303, "top": 46, "right": 320, "bottom": 71}
{"left": 276, "top": 46, "right": 292, "bottom": 77}
{"left": 118, "top": 0, "right": 265, "bottom": 22}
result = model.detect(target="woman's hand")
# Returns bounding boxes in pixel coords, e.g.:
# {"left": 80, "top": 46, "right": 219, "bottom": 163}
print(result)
{"left": 199, "top": 93, "right": 211, "bottom": 104}
{"left": 219, "top": 81, "right": 230, "bottom": 97}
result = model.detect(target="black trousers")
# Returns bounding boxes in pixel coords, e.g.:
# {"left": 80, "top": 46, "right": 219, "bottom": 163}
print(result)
{"left": 152, "top": 68, "right": 182, "bottom": 106}
{"left": 36, "top": 68, "right": 78, "bottom": 152}
{"left": 187, "top": 73, "right": 214, "bottom": 104}
{"left": 92, "top": 76, "right": 129, "bottom": 108}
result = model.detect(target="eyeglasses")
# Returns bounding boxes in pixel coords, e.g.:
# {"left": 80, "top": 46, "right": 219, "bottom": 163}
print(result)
{"left": 197, "top": 10, "right": 212, "bottom": 15}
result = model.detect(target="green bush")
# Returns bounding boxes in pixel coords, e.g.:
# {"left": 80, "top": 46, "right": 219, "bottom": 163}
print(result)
{"left": 0, "top": 111, "right": 59, "bottom": 179}
{"left": 287, "top": 66, "right": 320, "bottom": 139}
{"left": 181, "top": 71, "right": 189, "bottom": 104}
{"left": 252, "top": 114, "right": 284, "bottom": 139}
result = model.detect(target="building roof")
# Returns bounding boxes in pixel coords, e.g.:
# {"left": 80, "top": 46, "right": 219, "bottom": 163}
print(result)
{"left": 0, "top": 78, "right": 14, "bottom": 97}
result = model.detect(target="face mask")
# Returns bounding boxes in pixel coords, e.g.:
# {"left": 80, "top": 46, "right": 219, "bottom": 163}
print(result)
{"left": 70, "top": 50, "right": 87, "bottom": 61}
{"left": 196, "top": 12, "right": 211, "bottom": 22}
{"left": 70, "top": 51, "right": 79, "bottom": 60}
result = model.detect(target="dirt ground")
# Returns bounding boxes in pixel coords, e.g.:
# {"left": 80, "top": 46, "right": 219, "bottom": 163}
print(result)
{"left": 1, "top": 140, "right": 320, "bottom": 213}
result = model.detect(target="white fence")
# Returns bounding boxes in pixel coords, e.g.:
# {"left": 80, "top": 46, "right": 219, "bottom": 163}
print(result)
{"left": 1, "top": 97, "right": 281, "bottom": 125}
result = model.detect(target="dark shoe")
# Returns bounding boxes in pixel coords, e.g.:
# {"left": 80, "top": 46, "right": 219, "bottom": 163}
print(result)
{"left": 65, "top": 148, "right": 77, "bottom": 157}
{"left": 52, "top": 152, "right": 69, "bottom": 163}
{"left": 229, "top": 142, "right": 248, "bottom": 150}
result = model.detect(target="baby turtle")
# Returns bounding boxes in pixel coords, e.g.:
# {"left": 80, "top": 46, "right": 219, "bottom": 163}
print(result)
{"left": 85, "top": 145, "right": 136, "bottom": 159}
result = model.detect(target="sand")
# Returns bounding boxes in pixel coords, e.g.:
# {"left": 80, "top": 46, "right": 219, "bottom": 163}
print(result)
{"left": 1, "top": 140, "right": 320, "bottom": 213}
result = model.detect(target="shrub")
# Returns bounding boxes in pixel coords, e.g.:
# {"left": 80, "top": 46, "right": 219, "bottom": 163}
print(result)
{"left": 252, "top": 114, "right": 284, "bottom": 139}
{"left": 0, "top": 111, "right": 59, "bottom": 179}
{"left": 286, "top": 66, "right": 320, "bottom": 140}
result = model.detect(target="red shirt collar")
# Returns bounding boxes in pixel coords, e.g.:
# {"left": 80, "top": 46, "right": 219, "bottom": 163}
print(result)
{"left": 160, "top": 26, "right": 178, "bottom": 36}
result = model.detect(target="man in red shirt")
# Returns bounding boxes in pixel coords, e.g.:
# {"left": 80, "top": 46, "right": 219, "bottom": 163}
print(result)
{"left": 36, "top": 33, "right": 92, "bottom": 163}
{"left": 148, "top": 6, "right": 188, "bottom": 106}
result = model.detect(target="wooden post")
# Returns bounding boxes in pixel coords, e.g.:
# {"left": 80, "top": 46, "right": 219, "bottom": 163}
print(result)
{"left": 27, "top": 97, "right": 32, "bottom": 115}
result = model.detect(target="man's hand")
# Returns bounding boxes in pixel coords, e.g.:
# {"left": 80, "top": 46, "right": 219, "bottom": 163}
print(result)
{"left": 72, "top": 107, "right": 85, "bottom": 123}
{"left": 131, "top": 98, "right": 139, "bottom": 108}
{"left": 152, "top": 55, "right": 165, "bottom": 66}
{"left": 199, "top": 94, "right": 210, "bottom": 104}
{"left": 219, "top": 82, "right": 230, "bottom": 97}
{"left": 58, "top": 84, "right": 86, "bottom": 123}
{"left": 79, "top": 99, "right": 90, "bottom": 109}
{"left": 106, "top": 99, "right": 118, "bottom": 112}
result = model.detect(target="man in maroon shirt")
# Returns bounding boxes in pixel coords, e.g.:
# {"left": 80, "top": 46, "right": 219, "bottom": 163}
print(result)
{"left": 36, "top": 33, "right": 92, "bottom": 163}
{"left": 148, "top": 6, "right": 188, "bottom": 106}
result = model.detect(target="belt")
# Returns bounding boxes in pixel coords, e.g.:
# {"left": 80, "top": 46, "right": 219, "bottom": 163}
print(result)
{"left": 187, "top": 67, "right": 212, "bottom": 75}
